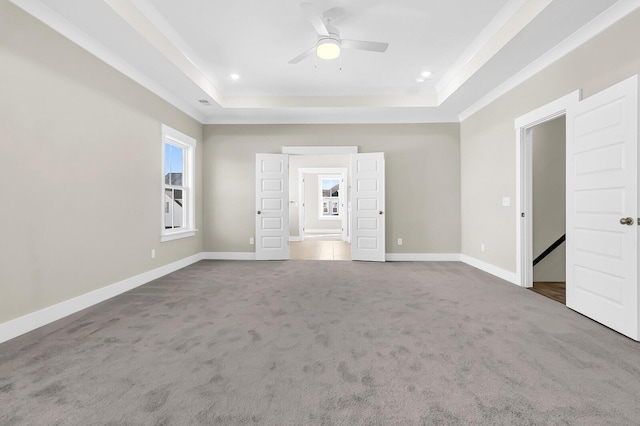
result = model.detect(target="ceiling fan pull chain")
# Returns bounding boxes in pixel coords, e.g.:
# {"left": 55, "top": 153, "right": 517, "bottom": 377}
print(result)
{"left": 339, "top": 54, "right": 342, "bottom": 71}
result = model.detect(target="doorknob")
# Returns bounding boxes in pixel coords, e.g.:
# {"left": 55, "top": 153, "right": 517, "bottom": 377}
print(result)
{"left": 619, "top": 217, "right": 634, "bottom": 225}
{"left": 379, "top": 211, "right": 383, "bottom": 215}
{"left": 257, "top": 210, "right": 261, "bottom": 215}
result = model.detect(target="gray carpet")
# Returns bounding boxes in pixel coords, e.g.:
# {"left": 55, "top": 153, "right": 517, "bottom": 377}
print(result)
{"left": 1, "top": 260, "right": 639, "bottom": 425}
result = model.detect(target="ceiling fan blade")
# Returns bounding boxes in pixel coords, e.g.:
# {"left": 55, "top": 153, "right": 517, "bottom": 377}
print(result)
{"left": 341, "top": 39, "right": 389, "bottom": 53}
{"left": 288, "top": 46, "right": 316, "bottom": 64}
{"left": 300, "top": 3, "right": 330, "bottom": 36}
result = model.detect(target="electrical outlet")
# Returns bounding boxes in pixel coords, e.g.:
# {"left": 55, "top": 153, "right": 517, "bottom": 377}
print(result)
{"left": 481, "top": 243, "right": 485, "bottom": 252}
{"left": 151, "top": 249, "right": 156, "bottom": 259}
{"left": 397, "top": 238, "right": 403, "bottom": 246}
{"left": 502, "top": 197, "right": 511, "bottom": 207}
{"left": 249, "top": 237, "right": 255, "bottom": 245}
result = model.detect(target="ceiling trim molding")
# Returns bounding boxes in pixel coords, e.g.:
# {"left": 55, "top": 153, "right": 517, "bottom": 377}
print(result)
{"left": 458, "top": 0, "right": 640, "bottom": 122}
{"left": 436, "top": 0, "right": 553, "bottom": 104}
{"left": 130, "top": 0, "right": 221, "bottom": 91}
{"left": 9, "top": 0, "right": 206, "bottom": 123}
{"left": 435, "top": 0, "right": 528, "bottom": 95}
{"left": 104, "top": 0, "right": 225, "bottom": 106}
{"left": 222, "top": 94, "right": 438, "bottom": 109}
{"left": 203, "top": 108, "right": 460, "bottom": 125}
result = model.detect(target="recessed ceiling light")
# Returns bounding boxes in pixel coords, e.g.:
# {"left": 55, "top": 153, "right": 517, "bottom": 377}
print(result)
{"left": 421, "top": 71, "right": 432, "bottom": 78}
{"left": 416, "top": 78, "right": 425, "bottom": 83}
{"left": 230, "top": 73, "right": 240, "bottom": 80}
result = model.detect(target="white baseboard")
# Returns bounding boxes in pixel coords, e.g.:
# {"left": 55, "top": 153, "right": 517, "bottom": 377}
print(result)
{"left": 289, "top": 236, "right": 303, "bottom": 242}
{"left": 0, "top": 253, "right": 204, "bottom": 345}
{"left": 304, "top": 229, "right": 341, "bottom": 233}
{"left": 202, "top": 252, "right": 256, "bottom": 260}
{"left": 385, "top": 253, "right": 461, "bottom": 262}
{"left": 459, "top": 254, "right": 518, "bottom": 284}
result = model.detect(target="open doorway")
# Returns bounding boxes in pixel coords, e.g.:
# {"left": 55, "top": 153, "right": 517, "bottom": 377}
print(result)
{"left": 529, "top": 116, "right": 566, "bottom": 304}
{"left": 288, "top": 156, "right": 351, "bottom": 260}
{"left": 256, "top": 148, "right": 385, "bottom": 262}
{"left": 514, "top": 90, "right": 579, "bottom": 294}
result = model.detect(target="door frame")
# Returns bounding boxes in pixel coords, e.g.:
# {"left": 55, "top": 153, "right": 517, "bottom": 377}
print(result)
{"left": 298, "top": 167, "right": 348, "bottom": 242}
{"left": 514, "top": 90, "right": 581, "bottom": 288}
{"left": 253, "top": 146, "right": 360, "bottom": 259}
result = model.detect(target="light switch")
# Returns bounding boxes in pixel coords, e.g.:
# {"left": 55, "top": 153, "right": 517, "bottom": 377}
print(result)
{"left": 502, "top": 197, "right": 511, "bottom": 207}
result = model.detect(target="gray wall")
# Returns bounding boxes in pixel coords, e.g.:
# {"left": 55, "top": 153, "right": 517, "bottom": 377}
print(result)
{"left": 532, "top": 117, "right": 566, "bottom": 282}
{"left": 202, "top": 124, "right": 461, "bottom": 254}
{"left": 0, "top": 2, "right": 203, "bottom": 324}
{"left": 460, "top": 9, "right": 640, "bottom": 273}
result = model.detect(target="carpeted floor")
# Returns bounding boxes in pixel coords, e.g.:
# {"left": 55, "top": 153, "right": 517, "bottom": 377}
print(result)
{"left": 1, "top": 260, "right": 639, "bottom": 425}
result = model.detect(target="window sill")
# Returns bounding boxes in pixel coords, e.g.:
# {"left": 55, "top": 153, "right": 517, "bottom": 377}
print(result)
{"left": 161, "top": 229, "right": 197, "bottom": 242}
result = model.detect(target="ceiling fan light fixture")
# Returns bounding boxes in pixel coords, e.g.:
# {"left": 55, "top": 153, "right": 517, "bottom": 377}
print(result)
{"left": 316, "top": 38, "right": 340, "bottom": 60}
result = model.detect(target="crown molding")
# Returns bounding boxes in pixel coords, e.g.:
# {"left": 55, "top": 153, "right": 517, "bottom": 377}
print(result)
{"left": 9, "top": 0, "right": 205, "bottom": 123}
{"left": 458, "top": 0, "right": 640, "bottom": 122}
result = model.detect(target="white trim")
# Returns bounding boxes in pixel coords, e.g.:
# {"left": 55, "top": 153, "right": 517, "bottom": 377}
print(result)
{"left": 438, "top": 0, "right": 546, "bottom": 104}
{"left": 514, "top": 91, "right": 581, "bottom": 129}
{"left": 104, "top": 0, "right": 224, "bottom": 106}
{"left": 303, "top": 229, "right": 342, "bottom": 234}
{"left": 436, "top": 0, "right": 528, "bottom": 96}
{"left": 298, "top": 169, "right": 305, "bottom": 241}
{"left": 514, "top": 91, "right": 580, "bottom": 288}
{"left": 160, "top": 229, "right": 196, "bottom": 242}
{"left": 0, "top": 253, "right": 204, "bottom": 345}
{"left": 282, "top": 146, "right": 358, "bottom": 155}
{"left": 162, "top": 124, "right": 197, "bottom": 147}
{"left": 202, "top": 252, "right": 257, "bottom": 260}
{"left": 459, "top": 1, "right": 640, "bottom": 121}
{"left": 298, "top": 168, "right": 348, "bottom": 174}
{"left": 161, "top": 124, "right": 197, "bottom": 241}
{"left": 8, "top": 0, "right": 205, "bottom": 123}
{"left": 289, "top": 236, "right": 303, "bottom": 242}
{"left": 459, "top": 255, "right": 518, "bottom": 284}
{"left": 386, "top": 253, "right": 461, "bottom": 262}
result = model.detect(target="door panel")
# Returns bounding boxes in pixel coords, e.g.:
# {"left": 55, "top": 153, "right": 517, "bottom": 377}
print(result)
{"left": 566, "top": 75, "right": 638, "bottom": 340}
{"left": 351, "top": 153, "right": 385, "bottom": 262}
{"left": 256, "top": 154, "right": 289, "bottom": 260}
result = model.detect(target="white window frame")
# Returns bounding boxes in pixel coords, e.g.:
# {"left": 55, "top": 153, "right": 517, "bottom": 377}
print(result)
{"left": 318, "top": 174, "right": 343, "bottom": 220}
{"left": 161, "top": 124, "right": 196, "bottom": 242}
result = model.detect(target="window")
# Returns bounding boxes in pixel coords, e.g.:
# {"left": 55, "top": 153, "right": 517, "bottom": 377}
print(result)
{"left": 161, "top": 124, "right": 196, "bottom": 242}
{"left": 319, "top": 175, "right": 341, "bottom": 219}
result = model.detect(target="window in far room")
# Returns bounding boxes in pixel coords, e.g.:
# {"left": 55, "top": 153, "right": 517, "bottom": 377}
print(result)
{"left": 319, "top": 175, "right": 341, "bottom": 219}
{"left": 161, "top": 124, "right": 196, "bottom": 242}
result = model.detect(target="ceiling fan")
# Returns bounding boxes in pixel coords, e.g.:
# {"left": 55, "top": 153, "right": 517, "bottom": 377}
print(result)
{"left": 288, "top": 3, "right": 389, "bottom": 64}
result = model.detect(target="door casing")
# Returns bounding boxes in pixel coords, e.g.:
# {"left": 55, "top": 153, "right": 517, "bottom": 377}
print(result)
{"left": 515, "top": 91, "right": 581, "bottom": 287}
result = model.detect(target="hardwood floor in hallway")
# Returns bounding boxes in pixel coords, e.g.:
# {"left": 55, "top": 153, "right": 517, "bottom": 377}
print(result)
{"left": 530, "top": 281, "right": 566, "bottom": 304}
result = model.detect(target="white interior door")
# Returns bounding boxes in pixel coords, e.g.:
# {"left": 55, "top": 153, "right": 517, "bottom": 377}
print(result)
{"left": 566, "top": 75, "right": 638, "bottom": 340}
{"left": 351, "top": 153, "right": 385, "bottom": 262}
{"left": 256, "top": 154, "right": 289, "bottom": 260}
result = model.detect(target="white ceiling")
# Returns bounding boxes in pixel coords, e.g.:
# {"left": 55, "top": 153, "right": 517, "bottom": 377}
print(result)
{"left": 11, "top": 0, "right": 639, "bottom": 123}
